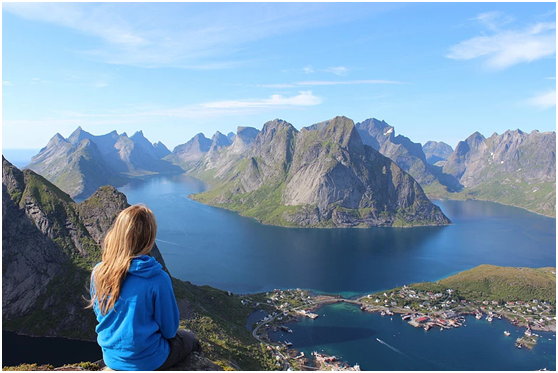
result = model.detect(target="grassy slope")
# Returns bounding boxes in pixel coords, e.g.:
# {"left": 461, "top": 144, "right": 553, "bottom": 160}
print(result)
{"left": 370, "top": 264, "right": 556, "bottom": 306}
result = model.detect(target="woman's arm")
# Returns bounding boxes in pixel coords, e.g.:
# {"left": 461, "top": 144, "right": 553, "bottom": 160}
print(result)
{"left": 153, "top": 272, "right": 180, "bottom": 339}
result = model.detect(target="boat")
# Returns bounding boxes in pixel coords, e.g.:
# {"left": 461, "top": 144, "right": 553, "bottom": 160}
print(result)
{"left": 285, "top": 340, "right": 293, "bottom": 347}
{"left": 402, "top": 314, "right": 412, "bottom": 320}
{"left": 424, "top": 325, "right": 431, "bottom": 331}
{"left": 504, "top": 331, "right": 511, "bottom": 336}
{"left": 486, "top": 316, "right": 493, "bottom": 322}
{"left": 475, "top": 313, "right": 482, "bottom": 320}
{"left": 380, "top": 311, "right": 386, "bottom": 316}
{"left": 288, "top": 329, "right": 293, "bottom": 333}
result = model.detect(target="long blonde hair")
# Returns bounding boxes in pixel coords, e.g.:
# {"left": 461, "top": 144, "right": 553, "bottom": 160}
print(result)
{"left": 89, "top": 204, "right": 157, "bottom": 315}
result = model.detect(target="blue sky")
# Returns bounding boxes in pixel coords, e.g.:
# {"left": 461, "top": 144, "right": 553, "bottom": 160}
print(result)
{"left": 2, "top": 2, "right": 556, "bottom": 151}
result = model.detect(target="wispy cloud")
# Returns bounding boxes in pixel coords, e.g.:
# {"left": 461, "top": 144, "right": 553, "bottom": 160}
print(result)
{"left": 200, "top": 91, "right": 321, "bottom": 109}
{"left": 447, "top": 12, "right": 556, "bottom": 70}
{"left": 297, "top": 79, "right": 404, "bottom": 86}
{"left": 323, "top": 66, "right": 349, "bottom": 76}
{"left": 526, "top": 90, "right": 556, "bottom": 109}
{"left": 3, "top": 3, "right": 377, "bottom": 69}
{"left": 303, "top": 65, "right": 315, "bottom": 74}
{"left": 471, "top": 11, "right": 514, "bottom": 31}
{"left": 31, "top": 91, "right": 323, "bottom": 123}
{"left": 93, "top": 82, "right": 109, "bottom": 88}
{"left": 3, "top": 81, "right": 13, "bottom": 86}
{"left": 545, "top": 77, "right": 556, "bottom": 80}
{"left": 255, "top": 79, "right": 404, "bottom": 88}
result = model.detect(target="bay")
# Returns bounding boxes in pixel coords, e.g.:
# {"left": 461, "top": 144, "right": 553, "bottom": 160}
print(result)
{"left": 119, "top": 174, "right": 556, "bottom": 296}
{"left": 269, "top": 302, "right": 556, "bottom": 371}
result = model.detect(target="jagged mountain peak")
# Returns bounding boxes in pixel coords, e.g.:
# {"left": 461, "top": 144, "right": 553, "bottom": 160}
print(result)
{"left": 131, "top": 130, "right": 145, "bottom": 139}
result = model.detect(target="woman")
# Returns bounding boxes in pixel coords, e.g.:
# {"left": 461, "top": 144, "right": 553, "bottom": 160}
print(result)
{"left": 89, "top": 204, "right": 201, "bottom": 371}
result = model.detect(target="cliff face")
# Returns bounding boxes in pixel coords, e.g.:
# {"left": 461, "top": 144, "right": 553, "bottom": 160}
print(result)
{"left": 3, "top": 156, "right": 274, "bottom": 370}
{"left": 192, "top": 117, "right": 450, "bottom": 227}
{"left": 354, "top": 118, "right": 462, "bottom": 193}
{"left": 27, "top": 128, "right": 181, "bottom": 200}
{"left": 2, "top": 157, "right": 167, "bottom": 339}
{"left": 443, "top": 130, "right": 556, "bottom": 216}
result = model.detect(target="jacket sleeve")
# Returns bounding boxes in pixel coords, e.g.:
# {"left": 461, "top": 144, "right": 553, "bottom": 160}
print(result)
{"left": 153, "top": 272, "right": 180, "bottom": 339}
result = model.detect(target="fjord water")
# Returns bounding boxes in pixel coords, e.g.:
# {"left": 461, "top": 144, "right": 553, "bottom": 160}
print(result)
{"left": 268, "top": 302, "right": 556, "bottom": 371}
{"left": 119, "top": 174, "right": 556, "bottom": 370}
{"left": 119, "top": 174, "right": 556, "bottom": 296}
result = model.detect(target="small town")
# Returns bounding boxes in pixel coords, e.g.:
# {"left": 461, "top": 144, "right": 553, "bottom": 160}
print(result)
{"left": 239, "top": 285, "right": 555, "bottom": 370}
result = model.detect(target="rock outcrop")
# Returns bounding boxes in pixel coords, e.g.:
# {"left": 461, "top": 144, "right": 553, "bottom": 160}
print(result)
{"left": 2, "top": 157, "right": 167, "bottom": 339}
{"left": 192, "top": 117, "right": 450, "bottom": 227}
{"left": 2, "top": 156, "right": 275, "bottom": 370}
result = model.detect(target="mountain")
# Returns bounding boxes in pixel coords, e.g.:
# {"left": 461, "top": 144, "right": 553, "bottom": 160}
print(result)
{"left": 2, "top": 157, "right": 276, "bottom": 370}
{"left": 165, "top": 133, "right": 212, "bottom": 168}
{"left": 443, "top": 130, "right": 556, "bottom": 216}
{"left": 192, "top": 117, "right": 450, "bottom": 227}
{"left": 423, "top": 141, "right": 453, "bottom": 165}
{"left": 26, "top": 127, "right": 181, "bottom": 200}
{"left": 153, "top": 141, "right": 171, "bottom": 158}
{"left": 354, "top": 118, "right": 462, "bottom": 194}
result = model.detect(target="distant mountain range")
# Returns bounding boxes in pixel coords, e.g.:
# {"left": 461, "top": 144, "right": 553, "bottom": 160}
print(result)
{"left": 26, "top": 127, "right": 182, "bottom": 200}
{"left": 442, "top": 129, "right": 556, "bottom": 216}
{"left": 20, "top": 117, "right": 556, "bottom": 218}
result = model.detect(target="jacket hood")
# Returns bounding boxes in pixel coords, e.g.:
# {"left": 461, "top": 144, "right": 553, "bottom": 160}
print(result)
{"left": 129, "top": 255, "right": 163, "bottom": 278}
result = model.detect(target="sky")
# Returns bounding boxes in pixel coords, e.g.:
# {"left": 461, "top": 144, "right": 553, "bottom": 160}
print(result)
{"left": 2, "top": 2, "right": 556, "bottom": 151}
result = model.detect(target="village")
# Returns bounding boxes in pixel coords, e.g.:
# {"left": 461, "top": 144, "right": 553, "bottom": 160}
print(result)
{"left": 239, "top": 285, "right": 555, "bottom": 370}
{"left": 241, "top": 289, "right": 361, "bottom": 371}
{"left": 358, "top": 285, "right": 556, "bottom": 349}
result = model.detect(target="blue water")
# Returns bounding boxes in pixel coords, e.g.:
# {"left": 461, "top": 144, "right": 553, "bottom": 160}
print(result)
{"left": 269, "top": 302, "right": 556, "bottom": 371}
{"left": 119, "top": 174, "right": 556, "bottom": 296}
{"left": 2, "top": 331, "right": 101, "bottom": 367}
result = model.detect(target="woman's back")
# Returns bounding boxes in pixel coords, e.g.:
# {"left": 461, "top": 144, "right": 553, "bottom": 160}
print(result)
{"left": 93, "top": 255, "right": 179, "bottom": 371}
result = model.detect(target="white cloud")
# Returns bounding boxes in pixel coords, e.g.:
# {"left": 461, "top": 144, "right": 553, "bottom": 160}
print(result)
{"left": 202, "top": 91, "right": 321, "bottom": 109}
{"left": 526, "top": 90, "right": 556, "bottom": 109}
{"left": 94, "top": 82, "right": 109, "bottom": 88}
{"left": 471, "top": 11, "right": 514, "bottom": 31}
{"left": 323, "top": 66, "right": 349, "bottom": 76}
{"left": 303, "top": 65, "right": 315, "bottom": 74}
{"left": 3, "top": 81, "right": 13, "bottom": 86}
{"left": 447, "top": 13, "right": 556, "bottom": 70}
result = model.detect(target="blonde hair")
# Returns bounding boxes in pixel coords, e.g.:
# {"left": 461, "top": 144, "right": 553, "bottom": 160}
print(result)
{"left": 89, "top": 204, "right": 157, "bottom": 315}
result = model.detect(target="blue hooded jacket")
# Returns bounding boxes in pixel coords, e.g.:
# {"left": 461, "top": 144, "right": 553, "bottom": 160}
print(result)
{"left": 92, "top": 255, "right": 179, "bottom": 371}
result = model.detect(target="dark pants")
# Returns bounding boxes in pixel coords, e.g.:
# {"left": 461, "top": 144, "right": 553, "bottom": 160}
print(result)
{"left": 156, "top": 329, "right": 199, "bottom": 370}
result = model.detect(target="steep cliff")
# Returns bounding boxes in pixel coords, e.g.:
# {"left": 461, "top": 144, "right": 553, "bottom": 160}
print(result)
{"left": 192, "top": 117, "right": 450, "bottom": 227}
{"left": 2, "top": 157, "right": 276, "bottom": 370}
{"left": 354, "top": 118, "right": 462, "bottom": 195}
{"left": 443, "top": 130, "right": 556, "bottom": 216}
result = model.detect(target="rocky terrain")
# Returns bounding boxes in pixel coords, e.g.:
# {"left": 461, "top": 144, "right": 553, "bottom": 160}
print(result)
{"left": 26, "top": 127, "right": 182, "bottom": 200}
{"left": 188, "top": 117, "right": 450, "bottom": 227}
{"left": 2, "top": 157, "right": 276, "bottom": 370}
{"left": 423, "top": 141, "right": 453, "bottom": 165}
{"left": 354, "top": 118, "right": 462, "bottom": 195}
{"left": 442, "top": 130, "right": 556, "bottom": 216}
